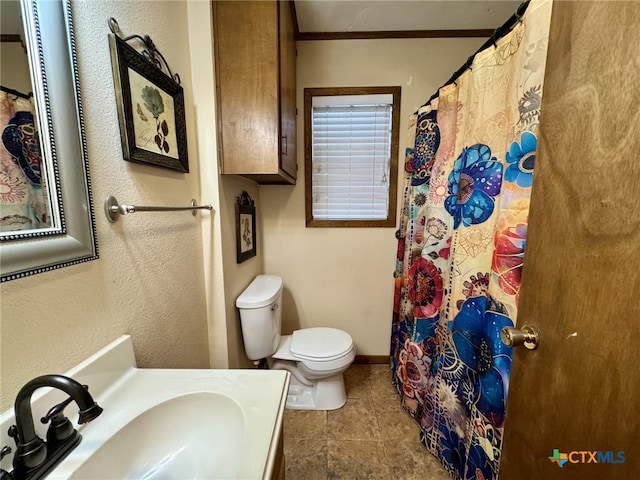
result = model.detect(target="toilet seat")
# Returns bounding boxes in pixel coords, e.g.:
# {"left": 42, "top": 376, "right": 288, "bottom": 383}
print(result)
{"left": 291, "top": 327, "right": 353, "bottom": 360}
{"left": 272, "top": 328, "right": 355, "bottom": 372}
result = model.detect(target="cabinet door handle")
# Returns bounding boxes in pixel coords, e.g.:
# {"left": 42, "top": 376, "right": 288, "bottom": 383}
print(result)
{"left": 282, "top": 134, "right": 288, "bottom": 157}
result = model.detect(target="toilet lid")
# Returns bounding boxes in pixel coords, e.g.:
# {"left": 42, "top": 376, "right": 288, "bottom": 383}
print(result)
{"left": 290, "top": 327, "right": 353, "bottom": 360}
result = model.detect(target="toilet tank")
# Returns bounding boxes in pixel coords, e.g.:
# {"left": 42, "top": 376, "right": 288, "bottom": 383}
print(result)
{"left": 236, "top": 275, "right": 283, "bottom": 360}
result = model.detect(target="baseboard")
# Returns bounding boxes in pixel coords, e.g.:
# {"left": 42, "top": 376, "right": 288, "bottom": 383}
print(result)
{"left": 354, "top": 355, "right": 390, "bottom": 364}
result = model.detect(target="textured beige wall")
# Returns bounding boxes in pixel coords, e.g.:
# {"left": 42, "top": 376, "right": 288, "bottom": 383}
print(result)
{"left": 218, "top": 176, "right": 261, "bottom": 369}
{"left": 259, "top": 38, "right": 485, "bottom": 356}
{"left": 0, "top": 0, "right": 212, "bottom": 410}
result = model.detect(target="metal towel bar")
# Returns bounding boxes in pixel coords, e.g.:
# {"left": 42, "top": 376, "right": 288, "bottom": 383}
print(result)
{"left": 105, "top": 195, "right": 213, "bottom": 223}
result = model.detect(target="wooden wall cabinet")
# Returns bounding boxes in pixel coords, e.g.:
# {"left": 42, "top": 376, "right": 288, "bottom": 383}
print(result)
{"left": 212, "top": 0, "right": 297, "bottom": 184}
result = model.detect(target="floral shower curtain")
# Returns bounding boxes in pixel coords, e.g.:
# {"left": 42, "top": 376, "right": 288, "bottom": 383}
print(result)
{"left": 0, "top": 90, "right": 50, "bottom": 232}
{"left": 390, "top": 0, "right": 552, "bottom": 478}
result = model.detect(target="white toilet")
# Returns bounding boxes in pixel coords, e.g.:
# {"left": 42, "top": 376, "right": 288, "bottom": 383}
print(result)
{"left": 236, "top": 274, "right": 355, "bottom": 410}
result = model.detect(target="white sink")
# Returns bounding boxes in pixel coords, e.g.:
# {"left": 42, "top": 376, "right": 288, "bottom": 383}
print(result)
{"left": 70, "top": 393, "right": 244, "bottom": 479}
{"left": 0, "top": 336, "right": 290, "bottom": 480}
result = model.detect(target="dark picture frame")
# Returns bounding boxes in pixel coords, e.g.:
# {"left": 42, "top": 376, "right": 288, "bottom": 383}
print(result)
{"left": 109, "top": 33, "right": 188, "bottom": 172}
{"left": 236, "top": 192, "right": 256, "bottom": 263}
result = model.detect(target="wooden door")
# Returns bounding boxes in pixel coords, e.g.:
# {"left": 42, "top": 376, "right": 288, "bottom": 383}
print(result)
{"left": 500, "top": 2, "right": 640, "bottom": 479}
{"left": 278, "top": 0, "right": 297, "bottom": 180}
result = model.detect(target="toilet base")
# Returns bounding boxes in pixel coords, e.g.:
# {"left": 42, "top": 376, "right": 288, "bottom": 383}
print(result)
{"left": 285, "top": 373, "right": 347, "bottom": 410}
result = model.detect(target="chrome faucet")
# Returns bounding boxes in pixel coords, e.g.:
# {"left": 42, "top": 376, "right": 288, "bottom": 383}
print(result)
{"left": 4, "top": 375, "right": 103, "bottom": 480}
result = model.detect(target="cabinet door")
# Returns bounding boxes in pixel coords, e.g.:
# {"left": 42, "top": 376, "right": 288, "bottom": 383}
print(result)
{"left": 278, "top": 0, "right": 297, "bottom": 179}
{"left": 214, "top": 1, "right": 279, "bottom": 175}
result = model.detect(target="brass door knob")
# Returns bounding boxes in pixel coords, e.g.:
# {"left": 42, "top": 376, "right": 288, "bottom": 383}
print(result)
{"left": 501, "top": 325, "right": 540, "bottom": 350}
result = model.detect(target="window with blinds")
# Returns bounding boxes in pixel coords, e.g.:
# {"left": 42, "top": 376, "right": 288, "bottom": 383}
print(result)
{"left": 304, "top": 87, "right": 401, "bottom": 227}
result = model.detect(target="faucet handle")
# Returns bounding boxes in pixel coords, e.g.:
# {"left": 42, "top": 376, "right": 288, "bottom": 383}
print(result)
{"left": 0, "top": 446, "right": 12, "bottom": 480}
{"left": 40, "top": 395, "right": 74, "bottom": 425}
{"left": 0, "top": 445, "right": 10, "bottom": 461}
{"left": 40, "top": 394, "right": 78, "bottom": 446}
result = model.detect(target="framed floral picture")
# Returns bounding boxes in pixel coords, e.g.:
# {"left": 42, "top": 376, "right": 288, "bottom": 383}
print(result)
{"left": 109, "top": 33, "right": 188, "bottom": 172}
{"left": 236, "top": 192, "right": 256, "bottom": 263}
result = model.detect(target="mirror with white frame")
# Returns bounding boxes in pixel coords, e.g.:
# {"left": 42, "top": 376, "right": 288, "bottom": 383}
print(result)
{"left": 0, "top": 0, "right": 98, "bottom": 282}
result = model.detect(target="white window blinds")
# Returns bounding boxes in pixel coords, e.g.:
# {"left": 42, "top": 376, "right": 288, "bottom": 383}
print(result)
{"left": 311, "top": 94, "right": 393, "bottom": 221}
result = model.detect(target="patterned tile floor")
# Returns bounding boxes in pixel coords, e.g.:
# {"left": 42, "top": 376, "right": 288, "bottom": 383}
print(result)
{"left": 283, "top": 364, "right": 451, "bottom": 480}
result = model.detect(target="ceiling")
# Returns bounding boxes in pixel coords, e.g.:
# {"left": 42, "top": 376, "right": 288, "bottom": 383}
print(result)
{"left": 294, "top": 0, "right": 523, "bottom": 33}
{"left": 3, "top": 1, "right": 523, "bottom": 38}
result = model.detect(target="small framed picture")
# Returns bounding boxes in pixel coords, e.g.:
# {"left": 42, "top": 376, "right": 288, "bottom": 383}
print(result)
{"left": 109, "top": 34, "right": 188, "bottom": 172}
{"left": 236, "top": 192, "right": 256, "bottom": 263}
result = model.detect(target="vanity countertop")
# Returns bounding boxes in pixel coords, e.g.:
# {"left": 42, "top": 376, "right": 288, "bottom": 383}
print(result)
{"left": 0, "top": 336, "right": 289, "bottom": 479}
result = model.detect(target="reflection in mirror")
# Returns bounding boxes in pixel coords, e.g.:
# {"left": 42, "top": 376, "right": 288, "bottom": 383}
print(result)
{"left": 0, "top": 0, "right": 58, "bottom": 236}
{"left": 0, "top": 0, "right": 98, "bottom": 282}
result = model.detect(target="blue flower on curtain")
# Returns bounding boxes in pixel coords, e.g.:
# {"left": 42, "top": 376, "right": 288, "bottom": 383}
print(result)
{"left": 444, "top": 144, "right": 503, "bottom": 228}
{"left": 438, "top": 422, "right": 467, "bottom": 478}
{"left": 416, "top": 315, "right": 439, "bottom": 344}
{"left": 450, "top": 296, "right": 513, "bottom": 427}
{"left": 467, "top": 441, "right": 496, "bottom": 480}
{"left": 505, "top": 131, "right": 537, "bottom": 188}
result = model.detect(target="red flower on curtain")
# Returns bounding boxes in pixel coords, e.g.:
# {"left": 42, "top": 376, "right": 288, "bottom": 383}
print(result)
{"left": 397, "top": 339, "right": 431, "bottom": 409}
{"left": 408, "top": 257, "right": 443, "bottom": 318}
{"left": 491, "top": 223, "right": 527, "bottom": 304}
